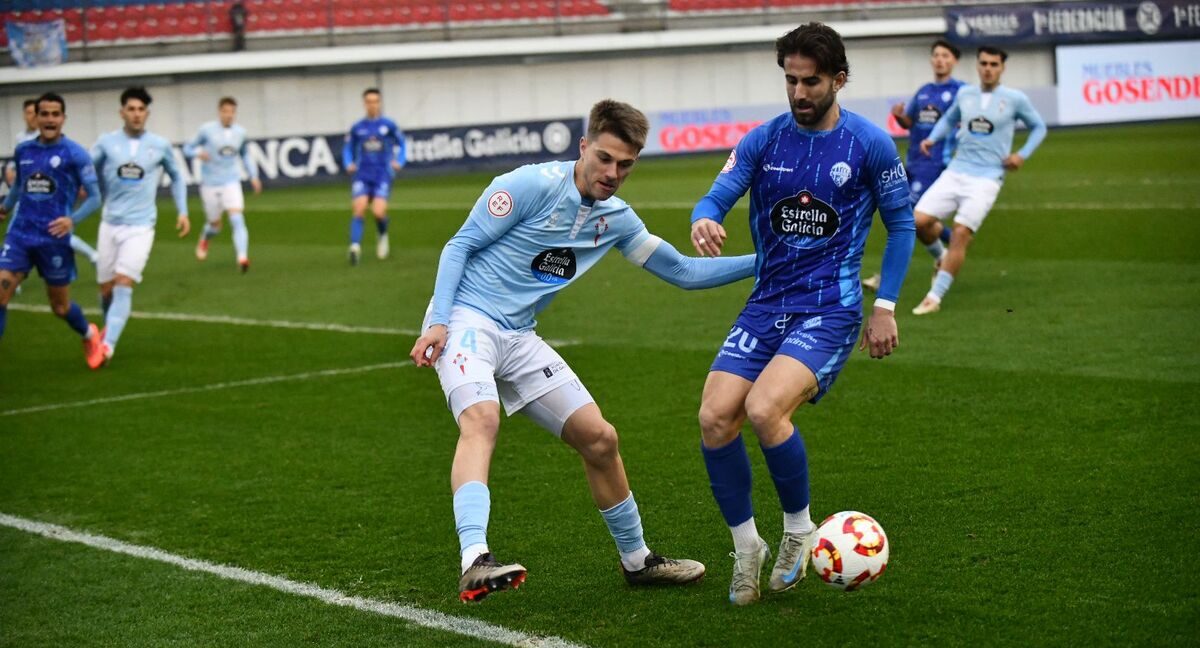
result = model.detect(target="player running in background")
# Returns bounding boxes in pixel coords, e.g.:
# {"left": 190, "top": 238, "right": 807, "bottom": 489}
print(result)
{"left": 910, "top": 46, "right": 1047, "bottom": 315}
{"left": 343, "top": 88, "right": 405, "bottom": 265}
{"left": 410, "top": 100, "right": 756, "bottom": 602}
{"left": 862, "top": 39, "right": 964, "bottom": 292}
{"left": 689, "top": 23, "right": 915, "bottom": 606}
{"left": 184, "top": 96, "right": 262, "bottom": 273}
{"left": 5, "top": 97, "right": 100, "bottom": 268}
{"left": 87, "top": 87, "right": 189, "bottom": 368}
{"left": 0, "top": 92, "right": 103, "bottom": 361}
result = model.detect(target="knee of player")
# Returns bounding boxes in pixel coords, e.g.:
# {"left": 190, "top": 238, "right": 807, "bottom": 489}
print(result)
{"left": 50, "top": 301, "right": 71, "bottom": 318}
{"left": 698, "top": 403, "right": 741, "bottom": 443}
{"left": 575, "top": 421, "right": 620, "bottom": 461}
{"left": 744, "top": 395, "right": 799, "bottom": 432}
{"left": 951, "top": 224, "right": 975, "bottom": 244}
{"left": 457, "top": 403, "right": 501, "bottom": 438}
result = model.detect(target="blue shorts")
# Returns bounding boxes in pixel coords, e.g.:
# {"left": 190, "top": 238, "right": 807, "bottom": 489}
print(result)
{"left": 351, "top": 175, "right": 392, "bottom": 200}
{"left": 906, "top": 164, "right": 945, "bottom": 206}
{"left": 0, "top": 235, "right": 76, "bottom": 286}
{"left": 710, "top": 307, "right": 861, "bottom": 404}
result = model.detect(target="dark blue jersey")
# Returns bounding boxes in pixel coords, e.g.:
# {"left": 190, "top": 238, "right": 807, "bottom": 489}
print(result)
{"left": 693, "top": 110, "right": 910, "bottom": 312}
{"left": 904, "top": 79, "right": 965, "bottom": 170}
{"left": 342, "top": 117, "right": 406, "bottom": 180}
{"left": 6, "top": 136, "right": 96, "bottom": 246}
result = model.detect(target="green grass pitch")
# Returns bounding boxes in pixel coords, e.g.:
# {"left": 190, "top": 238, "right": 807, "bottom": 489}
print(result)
{"left": 1, "top": 120, "right": 1198, "bottom": 646}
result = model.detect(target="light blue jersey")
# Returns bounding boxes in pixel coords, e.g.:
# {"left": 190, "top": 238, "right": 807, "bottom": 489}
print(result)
{"left": 928, "top": 85, "right": 1048, "bottom": 181}
{"left": 91, "top": 129, "right": 188, "bottom": 225}
{"left": 430, "top": 160, "right": 755, "bottom": 331}
{"left": 183, "top": 121, "right": 258, "bottom": 187}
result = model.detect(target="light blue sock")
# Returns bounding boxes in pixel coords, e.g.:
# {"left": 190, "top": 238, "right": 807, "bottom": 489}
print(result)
{"left": 349, "top": 216, "right": 364, "bottom": 245}
{"left": 69, "top": 235, "right": 98, "bottom": 262}
{"left": 229, "top": 212, "right": 249, "bottom": 259}
{"left": 925, "top": 239, "right": 946, "bottom": 260}
{"left": 202, "top": 222, "right": 220, "bottom": 240}
{"left": 103, "top": 285, "right": 133, "bottom": 349}
{"left": 600, "top": 492, "right": 650, "bottom": 570}
{"left": 930, "top": 269, "right": 955, "bottom": 301}
{"left": 64, "top": 302, "right": 89, "bottom": 337}
{"left": 453, "top": 481, "right": 490, "bottom": 569}
{"left": 375, "top": 217, "right": 389, "bottom": 236}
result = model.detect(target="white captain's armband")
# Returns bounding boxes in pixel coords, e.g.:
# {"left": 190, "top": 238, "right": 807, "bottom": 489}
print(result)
{"left": 873, "top": 298, "right": 896, "bottom": 312}
{"left": 623, "top": 234, "right": 662, "bottom": 267}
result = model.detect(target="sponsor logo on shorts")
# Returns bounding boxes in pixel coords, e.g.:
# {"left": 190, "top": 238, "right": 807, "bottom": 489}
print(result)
{"left": 802, "top": 315, "right": 822, "bottom": 330}
{"left": 770, "top": 191, "right": 840, "bottom": 245}
{"left": 118, "top": 162, "right": 146, "bottom": 181}
{"left": 969, "top": 117, "right": 995, "bottom": 135}
{"left": 784, "top": 335, "right": 814, "bottom": 351}
{"left": 542, "top": 361, "right": 566, "bottom": 379}
{"left": 531, "top": 248, "right": 576, "bottom": 284}
{"left": 488, "top": 190, "right": 513, "bottom": 218}
{"left": 829, "top": 162, "right": 852, "bottom": 188}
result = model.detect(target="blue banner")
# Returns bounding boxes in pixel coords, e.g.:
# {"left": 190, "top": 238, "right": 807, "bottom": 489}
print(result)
{"left": 6, "top": 20, "right": 68, "bottom": 68}
{"left": 947, "top": 1, "right": 1200, "bottom": 45}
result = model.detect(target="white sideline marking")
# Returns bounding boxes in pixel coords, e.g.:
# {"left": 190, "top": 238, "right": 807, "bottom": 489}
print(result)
{"left": 0, "top": 362, "right": 409, "bottom": 417}
{"left": 0, "top": 513, "right": 587, "bottom": 648}
{"left": 4, "top": 303, "right": 581, "bottom": 347}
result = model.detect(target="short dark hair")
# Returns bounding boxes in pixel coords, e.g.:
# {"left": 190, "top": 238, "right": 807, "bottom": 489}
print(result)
{"left": 932, "top": 39, "right": 961, "bottom": 59}
{"left": 587, "top": 99, "right": 649, "bottom": 151}
{"left": 120, "top": 86, "right": 152, "bottom": 107}
{"left": 977, "top": 45, "right": 1008, "bottom": 63}
{"left": 23, "top": 98, "right": 37, "bottom": 109}
{"left": 36, "top": 92, "right": 66, "bottom": 114}
{"left": 218, "top": 96, "right": 237, "bottom": 108}
{"left": 363, "top": 88, "right": 381, "bottom": 98}
{"left": 775, "top": 22, "right": 850, "bottom": 79}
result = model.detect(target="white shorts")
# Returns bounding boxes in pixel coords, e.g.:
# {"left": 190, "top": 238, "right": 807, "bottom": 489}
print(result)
{"left": 200, "top": 182, "right": 245, "bottom": 222}
{"left": 429, "top": 305, "right": 589, "bottom": 422}
{"left": 96, "top": 222, "right": 155, "bottom": 284}
{"left": 913, "top": 169, "right": 1003, "bottom": 233}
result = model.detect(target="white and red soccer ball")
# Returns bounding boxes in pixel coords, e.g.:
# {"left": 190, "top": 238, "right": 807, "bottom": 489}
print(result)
{"left": 810, "top": 511, "right": 889, "bottom": 591}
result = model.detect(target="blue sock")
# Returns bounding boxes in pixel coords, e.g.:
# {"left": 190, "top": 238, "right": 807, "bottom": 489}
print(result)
{"left": 64, "top": 302, "right": 89, "bottom": 337}
{"left": 939, "top": 225, "right": 952, "bottom": 244}
{"left": 375, "top": 217, "right": 389, "bottom": 236}
{"left": 103, "top": 285, "right": 133, "bottom": 349}
{"left": 349, "top": 216, "right": 364, "bottom": 245}
{"left": 0, "top": 304, "right": 6, "bottom": 338}
{"left": 761, "top": 427, "right": 810, "bottom": 514}
{"left": 600, "top": 492, "right": 647, "bottom": 554}
{"left": 701, "top": 435, "right": 755, "bottom": 527}
{"left": 453, "top": 481, "right": 490, "bottom": 558}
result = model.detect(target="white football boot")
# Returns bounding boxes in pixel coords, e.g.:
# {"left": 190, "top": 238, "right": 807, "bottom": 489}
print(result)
{"left": 728, "top": 538, "right": 770, "bottom": 606}
{"left": 769, "top": 529, "right": 816, "bottom": 593}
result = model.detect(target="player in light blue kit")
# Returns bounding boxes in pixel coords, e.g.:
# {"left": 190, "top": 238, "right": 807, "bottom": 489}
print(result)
{"left": 343, "top": 88, "right": 405, "bottom": 265}
{"left": 87, "top": 87, "right": 190, "bottom": 368}
{"left": 184, "top": 96, "right": 262, "bottom": 273}
{"left": 911, "top": 46, "right": 1047, "bottom": 315}
{"left": 5, "top": 97, "right": 100, "bottom": 268}
{"left": 689, "top": 24, "right": 915, "bottom": 605}
{"left": 0, "top": 92, "right": 104, "bottom": 363}
{"left": 862, "top": 39, "right": 964, "bottom": 292}
{"left": 410, "top": 100, "right": 756, "bottom": 602}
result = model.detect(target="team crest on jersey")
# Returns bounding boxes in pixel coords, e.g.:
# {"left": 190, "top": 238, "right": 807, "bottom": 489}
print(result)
{"left": 379, "top": 125, "right": 389, "bottom": 135}
{"left": 593, "top": 216, "right": 608, "bottom": 246}
{"left": 942, "top": 90, "right": 954, "bottom": 103}
{"left": 531, "top": 248, "right": 577, "bottom": 284}
{"left": 50, "top": 155, "right": 62, "bottom": 168}
{"left": 487, "top": 190, "right": 513, "bottom": 218}
{"left": 118, "top": 162, "right": 146, "bottom": 181}
{"left": 969, "top": 117, "right": 995, "bottom": 135}
{"left": 720, "top": 149, "right": 737, "bottom": 174}
{"left": 770, "top": 191, "right": 840, "bottom": 247}
{"left": 25, "top": 172, "right": 54, "bottom": 195}
{"left": 829, "top": 162, "right": 852, "bottom": 188}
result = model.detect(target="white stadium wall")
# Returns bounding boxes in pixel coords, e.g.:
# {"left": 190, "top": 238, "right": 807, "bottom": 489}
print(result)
{"left": 0, "top": 35, "right": 1055, "bottom": 156}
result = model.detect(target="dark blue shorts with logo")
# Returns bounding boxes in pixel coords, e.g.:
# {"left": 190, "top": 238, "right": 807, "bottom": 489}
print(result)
{"left": 351, "top": 172, "right": 393, "bottom": 200}
{"left": 0, "top": 233, "right": 76, "bottom": 287}
{"left": 710, "top": 306, "right": 862, "bottom": 403}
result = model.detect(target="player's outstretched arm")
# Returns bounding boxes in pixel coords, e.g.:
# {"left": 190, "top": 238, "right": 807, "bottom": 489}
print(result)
{"left": 68, "top": 178, "right": 102, "bottom": 225}
{"left": 921, "top": 98, "right": 961, "bottom": 156}
{"left": 625, "top": 234, "right": 754, "bottom": 290}
{"left": 859, "top": 203, "right": 915, "bottom": 359}
{"left": 1009, "top": 95, "right": 1048, "bottom": 170}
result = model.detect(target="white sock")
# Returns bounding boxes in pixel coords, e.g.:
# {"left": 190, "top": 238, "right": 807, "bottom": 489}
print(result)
{"left": 620, "top": 545, "right": 652, "bottom": 572}
{"left": 925, "top": 239, "right": 946, "bottom": 259}
{"left": 461, "top": 543, "right": 488, "bottom": 574}
{"left": 730, "top": 518, "right": 761, "bottom": 554}
{"left": 783, "top": 507, "right": 815, "bottom": 535}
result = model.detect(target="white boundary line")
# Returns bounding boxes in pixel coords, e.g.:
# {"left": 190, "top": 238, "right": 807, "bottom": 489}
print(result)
{"left": 4, "top": 303, "right": 582, "bottom": 347}
{"left": 0, "top": 512, "right": 587, "bottom": 648}
{"left": 0, "top": 362, "right": 410, "bottom": 417}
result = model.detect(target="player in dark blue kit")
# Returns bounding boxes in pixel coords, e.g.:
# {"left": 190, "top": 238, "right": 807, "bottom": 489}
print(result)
{"left": 343, "top": 88, "right": 406, "bottom": 265}
{"left": 689, "top": 23, "right": 915, "bottom": 605}
{"left": 863, "top": 39, "right": 963, "bottom": 292}
{"left": 0, "top": 92, "right": 103, "bottom": 364}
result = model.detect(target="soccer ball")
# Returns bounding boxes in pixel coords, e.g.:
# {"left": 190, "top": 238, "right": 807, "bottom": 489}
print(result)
{"left": 810, "top": 511, "right": 889, "bottom": 591}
